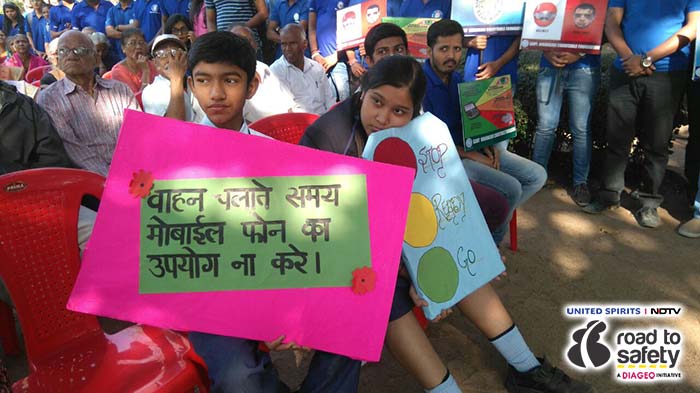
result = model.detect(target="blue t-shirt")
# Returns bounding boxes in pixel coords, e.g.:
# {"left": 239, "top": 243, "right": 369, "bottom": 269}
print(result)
{"left": 271, "top": 0, "right": 309, "bottom": 58}
{"left": 50, "top": 2, "right": 74, "bottom": 32}
{"left": 309, "top": 0, "right": 345, "bottom": 57}
{"left": 134, "top": 0, "right": 162, "bottom": 42}
{"left": 1, "top": 19, "right": 24, "bottom": 36}
{"left": 25, "top": 12, "right": 50, "bottom": 52}
{"left": 106, "top": 1, "right": 136, "bottom": 58}
{"left": 159, "top": 0, "right": 190, "bottom": 18}
{"left": 609, "top": 0, "right": 700, "bottom": 72}
{"left": 464, "top": 36, "right": 519, "bottom": 87}
{"left": 71, "top": 0, "right": 113, "bottom": 33}
{"left": 540, "top": 54, "right": 601, "bottom": 69}
{"left": 398, "top": 0, "right": 450, "bottom": 19}
{"left": 422, "top": 59, "right": 463, "bottom": 147}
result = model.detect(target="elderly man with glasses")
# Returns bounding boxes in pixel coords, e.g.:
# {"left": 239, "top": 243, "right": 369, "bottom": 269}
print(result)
{"left": 36, "top": 30, "right": 141, "bottom": 177}
{"left": 141, "top": 33, "right": 205, "bottom": 122}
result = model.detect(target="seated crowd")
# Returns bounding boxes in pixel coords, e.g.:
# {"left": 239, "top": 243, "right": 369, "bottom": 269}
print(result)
{"left": 1, "top": 0, "right": 699, "bottom": 392}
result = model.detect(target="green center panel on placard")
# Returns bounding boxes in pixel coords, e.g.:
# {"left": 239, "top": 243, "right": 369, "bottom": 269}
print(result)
{"left": 139, "top": 175, "right": 370, "bottom": 294}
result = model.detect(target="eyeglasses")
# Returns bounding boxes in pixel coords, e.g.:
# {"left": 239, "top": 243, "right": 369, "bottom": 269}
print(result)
{"left": 153, "top": 48, "right": 185, "bottom": 58}
{"left": 57, "top": 47, "right": 94, "bottom": 57}
{"left": 171, "top": 27, "right": 189, "bottom": 35}
{"left": 125, "top": 40, "right": 147, "bottom": 48}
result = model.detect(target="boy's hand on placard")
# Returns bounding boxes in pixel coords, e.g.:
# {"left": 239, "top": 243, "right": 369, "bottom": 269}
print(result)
{"left": 543, "top": 51, "right": 566, "bottom": 67}
{"left": 467, "top": 35, "right": 487, "bottom": 50}
{"left": 408, "top": 285, "right": 453, "bottom": 322}
{"left": 265, "top": 335, "right": 295, "bottom": 351}
{"left": 475, "top": 61, "right": 502, "bottom": 80}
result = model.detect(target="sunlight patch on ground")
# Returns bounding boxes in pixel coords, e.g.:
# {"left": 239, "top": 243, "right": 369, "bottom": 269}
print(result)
{"left": 548, "top": 211, "right": 598, "bottom": 237}
{"left": 551, "top": 247, "right": 591, "bottom": 279}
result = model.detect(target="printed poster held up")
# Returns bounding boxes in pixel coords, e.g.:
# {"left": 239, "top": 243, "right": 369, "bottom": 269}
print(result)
{"left": 520, "top": 0, "right": 608, "bottom": 54}
{"left": 381, "top": 17, "right": 438, "bottom": 59}
{"left": 459, "top": 75, "right": 517, "bottom": 151}
{"left": 67, "top": 111, "right": 415, "bottom": 362}
{"left": 336, "top": 0, "right": 387, "bottom": 51}
{"left": 362, "top": 113, "right": 505, "bottom": 320}
{"left": 452, "top": 0, "right": 525, "bottom": 36}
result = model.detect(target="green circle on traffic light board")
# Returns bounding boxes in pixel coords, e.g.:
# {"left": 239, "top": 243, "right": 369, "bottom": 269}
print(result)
{"left": 417, "top": 247, "right": 458, "bottom": 303}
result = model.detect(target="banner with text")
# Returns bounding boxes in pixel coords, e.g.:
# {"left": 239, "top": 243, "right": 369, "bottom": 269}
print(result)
{"left": 520, "top": 0, "right": 607, "bottom": 54}
{"left": 459, "top": 75, "right": 516, "bottom": 151}
{"left": 68, "top": 111, "right": 414, "bottom": 361}
{"left": 337, "top": 0, "right": 387, "bottom": 50}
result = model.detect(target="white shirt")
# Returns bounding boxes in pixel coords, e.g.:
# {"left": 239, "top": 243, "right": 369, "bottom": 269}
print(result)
{"left": 142, "top": 75, "right": 205, "bottom": 123}
{"left": 243, "top": 61, "right": 296, "bottom": 123}
{"left": 198, "top": 117, "right": 271, "bottom": 139}
{"left": 269, "top": 56, "right": 335, "bottom": 115}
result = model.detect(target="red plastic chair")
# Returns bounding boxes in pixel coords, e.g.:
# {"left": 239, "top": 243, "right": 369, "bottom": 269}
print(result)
{"left": 101, "top": 71, "right": 113, "bottom": 80}
{"left": 23, "top": 65, "right": 51, "bottom": 83}
{"left": 0, "top": 168, "right": 209, "bottom": 392}
{"left": 249, "top": 112, "right": 320, "bottom": 144}
{"left": 509, "top": 209, "right": 517, "bottom": 252}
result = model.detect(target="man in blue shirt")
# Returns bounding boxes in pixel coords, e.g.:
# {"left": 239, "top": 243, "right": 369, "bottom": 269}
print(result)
{"left": 71, "top": 0, "right": 113, "bottom": 34}
{"left": 106, "top": 0, "right": 137, "bottom": 58}
{"left": 308, "top": 0, "right": 349, "bottom": 101}
{"left": 25, "top": 0, "right": 49, "bottom": 56}
{"left": 398, "top": 0, "right": 450, "bottom": 19}
{"left": 585, "top": 0, "right": 700, "bottom": 228}
{"left": 50, "top": 0, "right": 76, "bottom": 39}
{"left": 158, "top": 0, "right": 189, "bottom": 27}
{"left": 532, "top": 49, "right": 601, "bottom": 207}
{"left": 266, "top": 0, "right": 308, "bottom": 59}
{"left": 134, "top": 0, "right": 162, "bottom": 42}
{"left": 423, "top": 19, "right": 546, "bottom": 247}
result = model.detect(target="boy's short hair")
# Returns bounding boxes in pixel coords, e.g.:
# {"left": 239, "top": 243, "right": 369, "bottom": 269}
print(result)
{"left": 427, "top": 19, "right": 463, "bottom": 48}
{"left": 187, "top": 31, "right": 257, "bottom": 85}
{"left": 364, "top": 23, "right": 407, "bottom": 61}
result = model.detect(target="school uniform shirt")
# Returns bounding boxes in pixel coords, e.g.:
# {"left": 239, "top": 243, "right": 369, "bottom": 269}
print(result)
{"left": 25, "top": 11, "right": 50, "bottom": 52}
{"left": 204, "top": 0, "right": 256, "bottom": 32}
{"left": 159, "top": 0, "right": 190, "bottom": 19}
{"left": 463, "top": 36, "right": 519, "bottom": 87}
{"left": 270, "top": 55, "right": 335, "bottom": 115}
{"left": 422, "top": 59, "right": 462, "bottom": 147}
{"left": 398, "top": 0, "right": 450, "bottom": 18}
{"left": 609, "top": 0, "right": 700, "bottom": 72}
{"left": 50, "top": 1, "right": 74, "bottom": 33}
{"left": 134, "top": 0, "right": 162, "bottom": 42}
{"left": 142, "top": 74, "right": 205, "bottom": 122}
{"left": 308, "top": 0, "right": 343, "bottom": 57}
{"left": 270, "top": 0, "right": 309, "bottom": 58}
{"left": 106, "top": 1, "right": 137, "bottom": 58}
{"left": 199, "top": 117, "right": 271, "bottom": 139}
{"left": 71, "top": 0, "right": 113, "bottom": 33}
{"left": 1, "top": 19, "right": 24, "bottom": 36}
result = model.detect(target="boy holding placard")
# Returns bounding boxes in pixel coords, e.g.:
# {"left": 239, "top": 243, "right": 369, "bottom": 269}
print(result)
{"left": 186, "top": 31, "right": 361, "bottom": 392}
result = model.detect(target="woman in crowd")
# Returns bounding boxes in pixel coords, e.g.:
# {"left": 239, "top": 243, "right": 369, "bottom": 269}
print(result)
{"left": 110, "top": 28, "right": 156, "bottom": 92}
{"left": 189, "top": 0, "right": 206, "bottom": 38}
{"left": 90, "top": 32, "right": 116, "bottom": 76}
{"left": 2, "top": 33, "right": 48, "bottom": 79}
{"left": 1, "top": 3, "right": 25, "bottom": 37}
{"left": 164, "top": 14, "right": 194, "bottom": 49}
{"left": 0, "top": 30, "right": 8, "bottom": 63}
{"left": 39, "top": 38, "right": 64, "bottom": 87}
{"left": 300, "top": 55, "right": 592, "bottom": 393}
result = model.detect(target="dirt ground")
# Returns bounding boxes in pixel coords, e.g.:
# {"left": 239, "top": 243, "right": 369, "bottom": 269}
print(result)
{"left": 5, "top": 134, "right": 699, "bottom": 392}
{"left": 271, "top": 131, "right": 700, "bottom": 393}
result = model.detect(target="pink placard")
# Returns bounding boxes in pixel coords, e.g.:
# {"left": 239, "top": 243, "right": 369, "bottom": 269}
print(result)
{"left": 67, "top": 110, "right": 414, "bottom": 361}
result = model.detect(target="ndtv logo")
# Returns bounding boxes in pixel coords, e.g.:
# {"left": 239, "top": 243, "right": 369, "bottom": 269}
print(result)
{"left": 647, "top": 308, "right": 681, "bottom": 315}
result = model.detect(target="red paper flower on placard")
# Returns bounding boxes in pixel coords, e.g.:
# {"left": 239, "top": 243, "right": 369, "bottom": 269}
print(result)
{"left": 129, "top": 170, "right": 154, "bottom": 198}
{"left": 351, "top": 266, "right": 376, "bottom": 295}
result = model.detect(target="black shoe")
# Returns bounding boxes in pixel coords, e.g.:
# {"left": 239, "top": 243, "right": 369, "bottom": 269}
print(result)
{"left": 505, "top": 357, "right": 596, "bottom": 393}
{"left": 571, "top": 184, "right": 591, "bottom": 207}
{"left": 634, "top": 207, "right": 660, "bottom": 228}
{"left": 581, "top": 199, "right": 619, "bottom": 214}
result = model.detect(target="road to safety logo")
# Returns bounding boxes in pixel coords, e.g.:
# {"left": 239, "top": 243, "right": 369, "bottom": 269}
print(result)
{"left": 563, "top": 304, "right": 684, "bottom": 384}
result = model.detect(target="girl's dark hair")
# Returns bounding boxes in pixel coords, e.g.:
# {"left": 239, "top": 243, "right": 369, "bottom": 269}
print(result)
{"left": 360, "top": 55, "right": 426, "bottom": 117}
{"left": 120, "top": 28, "right": 145, "bottom": 47}
{"left": 189, "top": 0, "right": 205, "bottom": 28}
{"left": 164, "top": 14, "right": 193, "bottom": 35}
{"left": 2, "top": 3, "right": 25, "bottom": 37}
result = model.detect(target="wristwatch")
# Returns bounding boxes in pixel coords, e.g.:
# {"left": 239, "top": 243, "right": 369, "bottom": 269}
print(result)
{"left": 641, "top": 53, "right": 653, "bottom": 68}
